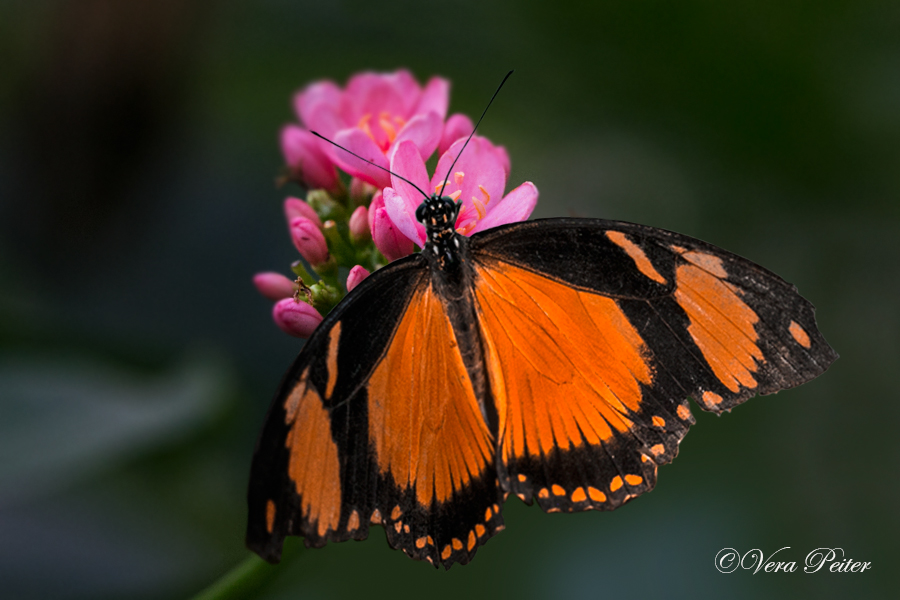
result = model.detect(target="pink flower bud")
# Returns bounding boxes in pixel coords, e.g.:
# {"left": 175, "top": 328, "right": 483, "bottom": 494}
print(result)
{"left": 346, "top": 265, "right": 370, "bottom": 292}
{"left": 253, "top": 272, "right": 296, "bottom": 301}
{"left": 272, "top": 297, "right": 323, "bottom": 338}
{"left": 290, "top": 217, "right": 330, "bottom": 266}
{"left": 349, "top": 205, "right": 370, "bottom": 243}
{"left": 284, "top": 197, "right": 322, "bottom": 229}
{"left": 371, "top": 205, "right": 414, "bottom": 262}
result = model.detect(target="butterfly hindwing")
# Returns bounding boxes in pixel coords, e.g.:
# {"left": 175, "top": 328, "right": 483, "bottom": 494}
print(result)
{"left": 247, "top": 255, "right": 505, "bottom": 568}
{"left": 469, "top": 218, "right": 837, "bottom": 511}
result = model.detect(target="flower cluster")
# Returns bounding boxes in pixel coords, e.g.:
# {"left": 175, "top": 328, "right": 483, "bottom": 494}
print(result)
{"left": 255, "top": 70, "right": 539, "bottom": 338}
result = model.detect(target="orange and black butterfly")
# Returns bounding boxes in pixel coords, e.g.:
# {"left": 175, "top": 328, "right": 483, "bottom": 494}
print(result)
{"left": 246, "top": 193, "right": 838, "bottom": 568}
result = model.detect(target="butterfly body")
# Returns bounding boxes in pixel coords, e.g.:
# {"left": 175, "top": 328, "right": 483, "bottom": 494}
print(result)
{"left": 247, "top": 211, "right": 837, "bottom": 569}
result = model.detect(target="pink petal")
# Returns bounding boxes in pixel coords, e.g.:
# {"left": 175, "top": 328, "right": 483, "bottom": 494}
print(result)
{"left": 383, "top": 187, "right": 426, "bottom": 248}
{"left": 280, "top": 125, "right": 339, "bottom": 191}
{"left": 332, "top": 128, "right": 391, "bottom": 188}
{"left": 349, "top": 205, "right": 370, "bottom": 242}
{"left": 368, "top": 191, "right": 384, "bottom": 235}
{"left": 342, "top": 71, "right": 410, "bottom": 126}
{"left": 253, "top": 272, "right": 296, "bottom": 301}
{"left": 416, "top": 77, "right": 450, "bottom": 120}
{"left": 432, "top": 136, "right": 506, "bottom": 216}
{"left": 346, "top": 265, "right": 370, "bottom": 292}
{"left": 438, "top": 113, "right": 473, "bottom": 156}
{"left": 386, "top": 70, "right": 422, "bottom": 116}
{"left": 372, "top": 205, "right": 414, "bottom": 262}
{"left": 392, "top": 111, "right": 442, "bottom": 162}
{"left": 294, "top": 80, "right": 342, "bottom": 128}
{"left": 272, "top": 297, "right": 323, "bottom": 339}
{"left": 290, "top": 217, "right": 330, "bottom": 266}
{"left": 469, "top": 181, "right": 539, "bottom": 234}
{"left": 284, "top": 197, "right": 322, "bottom": 229}
{"left": 303, "top": 101, "right": 346, "bottom": 142}
{"left": 495, "top": 144, "right": 511, "bottom": 177}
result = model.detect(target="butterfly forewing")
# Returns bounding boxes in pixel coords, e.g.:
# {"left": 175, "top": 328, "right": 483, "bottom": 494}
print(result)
{"left": 468, "top": 218, "right": 837, "bottom": 511}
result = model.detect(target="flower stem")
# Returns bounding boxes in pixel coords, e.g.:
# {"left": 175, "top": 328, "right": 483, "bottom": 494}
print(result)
{"left": 189, "top": 546, "right": 300, "bottom": 600}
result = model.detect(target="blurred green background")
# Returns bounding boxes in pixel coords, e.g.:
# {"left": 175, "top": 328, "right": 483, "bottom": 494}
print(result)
{"left": 1, "top": 1, "right": 898, "bottom": 598}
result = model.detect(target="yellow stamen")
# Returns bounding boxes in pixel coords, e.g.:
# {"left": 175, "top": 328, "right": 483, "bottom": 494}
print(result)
{"left": 454, "top": 172, "right": 465, "bottom": 186}
{"left": 357, "top": 113, "right": 376, "bottom": 146}
{"left": 472, "top": 198, "right": 486, "bottom": 220}
{"left": 434, "top": 181, "right": 450, "bottom": 194}
{"left": 379, "top": 114, "right": 397, "bottom": 143}
{"left": 449, "top": 190, "right": 462, "bottom": 201}
{"left": 478, "top": 184, "right": 491, "bottom": 204}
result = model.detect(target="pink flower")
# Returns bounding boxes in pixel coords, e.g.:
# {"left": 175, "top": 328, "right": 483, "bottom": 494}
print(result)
{"left": 253, "top": 272, "right": 296, "bottom": 301}
{"left": 348, "top": 205, "right": 370, "bottom": 243}
{"left": 383, "top": 137, "right": 538, "bottom": 248}
{"left": 289, "top": 217, "right": 330, "bottom": 267}
{"left": 368, "top": 191, "right": 414, "bottom": 261}
{"left": 281, "top": 125, "right": 340, "bottom": 192}
{"left": 283, "top": 197, "right": 322, "bottom": 229}
{"left": 272, "top": 297, "right": 323, "bottom": 338}
{"left": 438, "top": 114, "right": 474, "bottom": 157}
{"left": 293, "top": 70, "right": 449, "bottom": 188}
{"left": 346, "top": 265, "right": 370, "bottom": 292}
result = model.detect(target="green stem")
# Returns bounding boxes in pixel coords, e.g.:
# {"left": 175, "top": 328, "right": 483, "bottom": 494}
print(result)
{"left": 189, "top": 547, "right": 300, "bottom": 600}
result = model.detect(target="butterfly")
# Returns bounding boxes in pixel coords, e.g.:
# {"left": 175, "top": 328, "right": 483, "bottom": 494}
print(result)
{"left": 246, "top": 191, "right": 838, "bottom": 569}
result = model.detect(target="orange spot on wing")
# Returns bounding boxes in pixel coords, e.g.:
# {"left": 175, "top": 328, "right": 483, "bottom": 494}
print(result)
{"left": 571, "top": 487, "right": 587, "bottom": 502}
{"left": 416, "top": 537, "right": 427, "bottom": 549}
{"left": 625, "top": 474, "right": 643, "bottom": 486}
{"left": 485, "top": 507, "right": 493, "bottom": 521}
{"left": 552, "top": 484, "right": 566, "bottom": 496}
{"left": 652, "top": 415, "right": 665, "bottom": 428}
{"left": 394, "top": 521, "right": 402, "bottom": 533}
{"left": 588, "top": 487, "right": 607, "bottom": 502}
{"left": 702, "top": 390, "right": 723, "bottom": 406}
{"left": 442, "top": 545, "right": 452, "bottom": 560}
{"left": 610, "top": 476, "right": 623, "bottom": 492}
{"left": 325, "top": 322, "right": 341, "bottom": 398}
{"left": 390, "top": 505, "right": 402, "bottom": 521}
{"left": 682, "top": 251, "right": 727, "bottom": 278}
{"left": 651, "top": 444, "right": 665, "bottom": 457}
{"left": 452, "top": 538, "right": 463, "bottom": 550}
{"left": 475, "top": 524, "right": 486, "bottom": 537}
{"left": 606, "top": 230, "right": 667, "bottom": 284}
{"left": 673, "top": 262, "right": 763, "bottom": 393}
{"left": 467, "top": 530, "right": 476, "bottom": 551}
{"left": 427, "top": 535, "right": 434, "bottom": 546}
{"left": 284, "top": 380, "right": 341, "bottom": 537}
{"left": 368, "top": 283, "right": 493, "bottom": 507}
{"left": 347, "top": 510, "right": 360, "bottom": 532}
{"left": 474, "top": 261, "right": 652, "bottom": 463}
{"left": 370, "top": 509, "right": 382, "bottom": 524}
{"left": 265, "top": 500, "right": 276, "bottom": 534}
{"left": 538, "top": 488, "right": 550, "bottom": 499}
{"left": 677, "top": 404, "right": 691, "bottom": 420}
{"left": 517, "top": 473, "right": 527, "bottom": 482}
{"left": 789, "top": 320, "right": 811, "bottom": 348}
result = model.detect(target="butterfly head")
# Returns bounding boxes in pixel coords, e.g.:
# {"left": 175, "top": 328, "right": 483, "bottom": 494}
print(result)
{"left": 416, "top": 195, "right": 461, "bottom": 244}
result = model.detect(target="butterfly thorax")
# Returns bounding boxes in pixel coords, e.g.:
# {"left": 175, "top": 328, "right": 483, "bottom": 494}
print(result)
{"left": 417, "top": 195, "right": 464, "bottom": 271}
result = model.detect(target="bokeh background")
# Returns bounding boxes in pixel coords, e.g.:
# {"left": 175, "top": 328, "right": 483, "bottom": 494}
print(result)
{"left": 1, "top": 1, "right": 898, "bottom": 598}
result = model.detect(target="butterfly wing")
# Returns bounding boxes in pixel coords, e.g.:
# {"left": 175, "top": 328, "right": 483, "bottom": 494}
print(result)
{"left": 247, "top": 254, "right": 504, "bottom": 568}
{"left": 468, "top": 218, "right": 837, "bottom": 512}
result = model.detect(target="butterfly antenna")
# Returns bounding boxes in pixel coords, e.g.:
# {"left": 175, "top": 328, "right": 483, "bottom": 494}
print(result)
{"left": 309, "top": 131, "right": 430, "bottom": 200}
{"left": 438, "top": 70, "right": 514, "bottom": 198}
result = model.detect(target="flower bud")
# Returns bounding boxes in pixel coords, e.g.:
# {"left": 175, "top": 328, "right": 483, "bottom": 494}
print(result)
{"left": 346, "top": 265, "right": 370, "bottom": 292}
{"left": 349, "top": 205, "right": 370, "bottom": 245}
{"left": 372, "top": 205, "right": 414, "bottom": 262}
{"left": 253, "top": 272, "right": 296, "bottom": 301}
{"left": 272, "top": 297, "right": 323, "bottom": 338}
{"left": 284, "top": 197, "right": 322, "bottom": 229}
{"left": 290, "top": 217, "right": 330, "bottom": 267}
